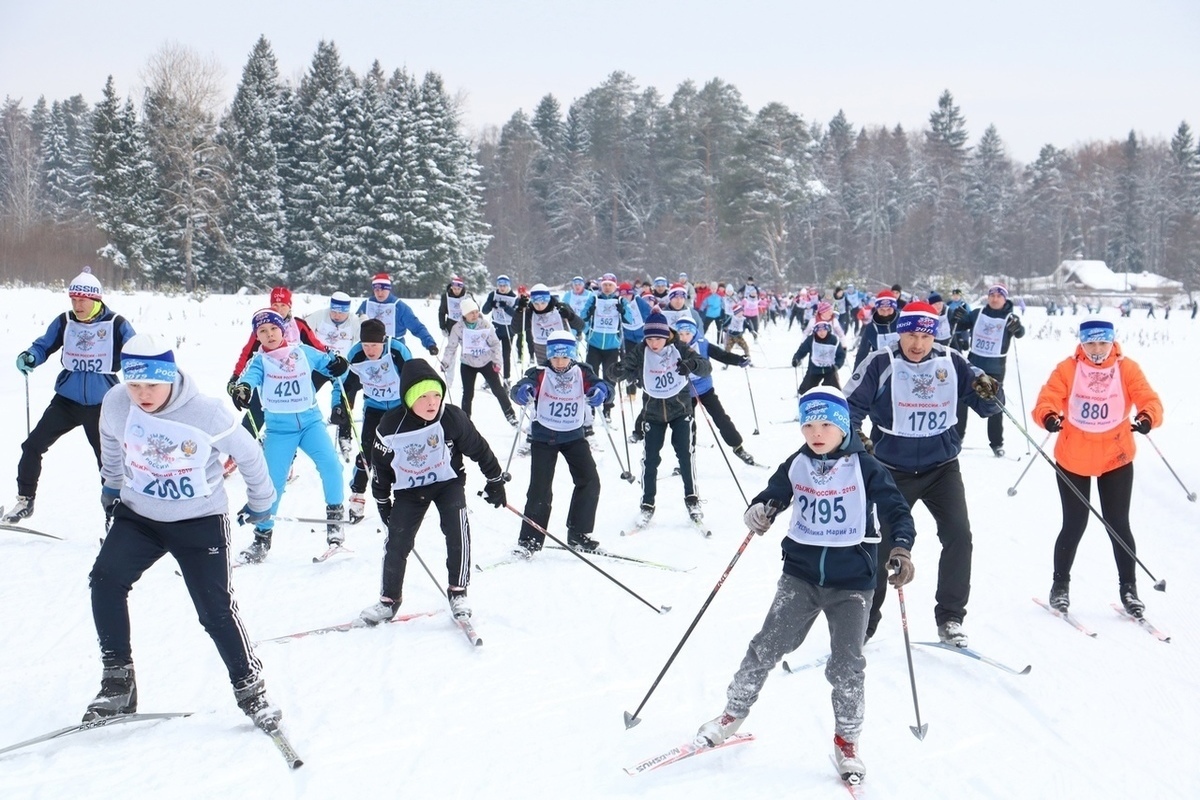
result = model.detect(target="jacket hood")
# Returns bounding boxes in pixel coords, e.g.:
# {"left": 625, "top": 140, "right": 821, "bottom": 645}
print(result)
{"left": 153, "top": 369, "right": 200, "bottom": 415}
{"left": 398, "top": 358, "right": 446, "bottom": 409}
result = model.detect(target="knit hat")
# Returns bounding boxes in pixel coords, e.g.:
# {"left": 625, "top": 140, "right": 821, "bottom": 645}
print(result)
{"left": 546, "top": 330, "right": 576, "bottom": 359}
{"left": 600, "top": 272, "right": 617, "bottom": 285}
{"left": 988, "top": 284, "right": 1009, "bottom": 298}
{"left": 895, "top": 301, "right": 940, "bottom": 335}
{"left": 643, "top": 312, "right": 671, "bottom": 340}
{"left": 330, "top": 291, "right": 351, "bottom": 313}
{"left": 496, "top": 274, "right": 511, "bottom": 284}
{"left": 571, "top": 276, "right": 585, "bottom": 284}
{"left": 360, "top": 318, "right": 387, "bottom": 343}
{"left": 817, "top": 301, "right": 833, "bottom": 316}
{"left": 120, "top": 333, "right": 177, "bottom": 385}
{"left": 813, "top": 322, "right": 832, "bottom": 335}
{"left": 372, "top": 273, "right": 392, "bottom": 288}
{"left": 874, "top": 290, "right": 898, "bottom": 310}
{"left": 1079, "top": 318, "right": 1115, "bottom": 343}
{"left": 653, "top": 276, "right": 668, "bottom": 287}
{"left": 404, "top": 379, "right": 444, "bottom": 408}
{"left": 673, "top": 317, "right": 698, "bottom": 335}
{"left": 460, "top": 298, "right": 479, "bottom": 317}
{"left": 668, "top": 283, "right": 687, "bottom": 299}
{"left": 617, "top": 282, "right": 633, "bottom": 294}
{"left": 67, "top": 267, "right": 102, "bottom": 299}
{"left": 450, "top": 275, "right": 464, "bottom": 288}
{"left": 269, "top": 286, "right": 292, "bottom": 306}
{"left": 530, "top": 283, "right": 551, "bottom": 303}
{"left": 927, "top": 291, "right": 943, "bottom": 305}
{"left": 798, "top": 386, "right": 851, "bottom": 437}
{"left": 252, "top": 308, "right": 286, "bottom": 331}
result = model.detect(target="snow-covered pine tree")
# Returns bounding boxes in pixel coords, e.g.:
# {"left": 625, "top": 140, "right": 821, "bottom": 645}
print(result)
{"left": 967, "top": 124, "right": 1016, "bottom": 276}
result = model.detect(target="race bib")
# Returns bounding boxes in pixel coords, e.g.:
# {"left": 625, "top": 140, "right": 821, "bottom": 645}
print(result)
{"left": 123, "top": 408, "right": 214, "bottom": 501}
{"left": 592, "top": 298, "right": 621, "bottom": 335}
{"left": 1067, "top": 361, "right": 1125, "bottom": 433}
{"left": 642, "top": 347, "right": 684, "bottom": 399}
{"left": 383, "top": 422, "right": 458, "bottom": 489}
{"left": 260, "top": 345, "right": 316, "bottom": 413}
{"left": 888, "top": 353, "right": 958, "bottom": 437}
{"left": 316, "top": 318, "right": 354, "bottom": 356}
{"left": 532, "top": 311, "right": 565, "bottom": 345}
{"left": 534, "top": 366, "right": 586, "bottom": 431}
{"left": 366, "top": 300, "right": 397, "bottom": 337}
{"left": 970, "top": 314, "right": 1006, "bottom": 356}
{"left": 785, "top": 454, "right": 868, "bottom": 547}
{"left": 463, "top": 327, "right": 491, "bottom": 360}
{"left": 350, "top": 355, "right": 402, "bottom": 403}
{"left": 446, "top": 294, "right": 463, "bottom": 322}
{"left": 811, "top": 340, "right": 838, "bottom": 368}
{"left": 61, "top": 319, "right": 116, "bottom": 374}
{"left": 491, "top": 294, "right": 515, "bottom": 326}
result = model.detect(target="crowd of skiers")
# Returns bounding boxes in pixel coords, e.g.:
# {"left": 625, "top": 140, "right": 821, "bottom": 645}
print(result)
{"left": 5, "top": 266, "right": 1174, "bottom": 784}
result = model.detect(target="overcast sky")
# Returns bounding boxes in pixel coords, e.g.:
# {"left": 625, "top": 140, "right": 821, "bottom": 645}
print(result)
{"left": 2, "top": 0, "right": 1195, "bottom": 163}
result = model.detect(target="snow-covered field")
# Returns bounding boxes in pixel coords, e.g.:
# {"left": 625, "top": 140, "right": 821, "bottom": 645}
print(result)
{"left": 0, "top": 288, "right": 1197, "bottom": 800}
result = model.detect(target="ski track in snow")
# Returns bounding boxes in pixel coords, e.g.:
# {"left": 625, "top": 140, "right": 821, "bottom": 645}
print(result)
{"left": 1, "top": 290, "right": 1198, "bottom": 798}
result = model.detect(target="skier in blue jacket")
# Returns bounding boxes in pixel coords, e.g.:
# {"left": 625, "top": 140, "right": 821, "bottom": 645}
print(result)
{"left": 354, "top": 272, "right": 439, "bottom": 356}
{"left": 5, "top": 268, "right": 136, "bottom": 524}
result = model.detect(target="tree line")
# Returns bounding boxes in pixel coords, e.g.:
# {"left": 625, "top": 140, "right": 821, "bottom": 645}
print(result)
{"left": 2, "top": 40, "right": 1198, "bottom": 296}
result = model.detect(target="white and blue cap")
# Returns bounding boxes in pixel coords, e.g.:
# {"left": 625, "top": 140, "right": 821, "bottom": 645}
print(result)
{"left": 572, "top": 275, "right": 585, "bottom": 285}
{"left": 672, "top": 317, "right": 698, "bottom": 335}
{"left": 530, "top": 283, "right": 552, "bottom": 303}
{"left": 120, "top": 333, "right": 177, "bottom": 385}
{"left": 546, "top": 330, "right": 576, "bottom": 359}
{"left": 329, "top": 291, "right": 351, "bottom": 312}
{"left": 497, "top": 274, "right": 511, "bottom": 284}
{"left": 798, "top": 386, "right": 851, "bottom": 437}
{"left": 1079, "top": 317, "right": 1115, "bottom": 343}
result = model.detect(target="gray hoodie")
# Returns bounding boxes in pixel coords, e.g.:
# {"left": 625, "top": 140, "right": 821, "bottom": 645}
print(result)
{"left": 100, "top": 370, "right": 275, "bottom": 523}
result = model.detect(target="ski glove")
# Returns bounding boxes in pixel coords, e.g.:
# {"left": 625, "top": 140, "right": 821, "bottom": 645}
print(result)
{"left": 512, "top": 384, "right": 535, "bottom": 406}
{"left": 791, "top": 356, "right": 801, "bottom": 368}
{"left": 483, "top": 475, "right": 507, "bottom": 508}
{"left": 16, "top": 351, "right": 35, "bottom": 374}
{"left": 237, "top": 504, "right": 271, "bottom": 526}
{"left": 585, "top": 383, "right": 608, "bottom": 408}
{"left": 376, "top": 499, "right": 393, "bottom": 526}
{"left": 1043, "top": 413, "right": 1063, "bottom": 433}
{"left": 743, "top": 502, "right": 780, "bottom": 535}
{"left": 1005, "top": 315, "right": 1021, "bottom": 334}
{"left": 1131, "top": 412, "right": 1152, "bottom": 436}
{"left": 971, "top": 373, "right": 999, "bottom": 400}
{"left": 888, "top": 548, "right": 915, "bottom": 588}
{"left": 330, "top": 404, "right": 349, "bottom": 427}
{"left": 856, "top": 428, "right": 875, "bottom": 456}
{"left": 951, "top": 306, "right": 967, "bottom": 324}
{"left": 326, "top": 353, "right": 349, "bottom": 377}
{"left": 427, "top": 344, "right": 439, "bottom": 356}
{"left": 101, "top": 486, "right": 121, "bottom": 521}
{"left": 231, "top": 383, "right": 253, "bottom": 411}
{"left": 226, "top": 374, "right": 241, "bottom": 397}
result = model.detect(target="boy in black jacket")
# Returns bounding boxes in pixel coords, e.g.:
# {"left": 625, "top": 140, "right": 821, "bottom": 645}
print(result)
{"left": 361, "top": 360, "right": 506, "bottom": 624}
{"left": 618, "top": 312, "right": 710, "bottom": 528}
{"left": 695, "top": 387, "right": 915, "bottom": 786}
{"left": 792, "top": 321, "right": 847, "bottom": 393}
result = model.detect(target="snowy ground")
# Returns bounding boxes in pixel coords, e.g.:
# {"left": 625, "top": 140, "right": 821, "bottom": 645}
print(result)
{"left": 0, "top": 289, "right": 1197, "bottom": 800}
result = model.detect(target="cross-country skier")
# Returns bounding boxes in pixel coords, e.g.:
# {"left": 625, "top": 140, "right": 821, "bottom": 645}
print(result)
{"left": 355, "top": 272, "right": 439, "bottom": 355}
{"left": 481, "top": 274, "right": 520, "bottom": 380}
{"left": 792, "top": 321, "right": 846, "bottom": 393}
{"left": 673, "top": 318, "right": 756, "bottom": 465}
{"left": 953, "top": 284, "right": 1025, "bottom": 456}
{"left": 441, "top": 298, "right": 517, "bottom": 425}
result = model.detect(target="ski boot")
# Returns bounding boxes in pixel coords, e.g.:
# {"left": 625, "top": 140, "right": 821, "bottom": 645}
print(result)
{"left": 513, "top": 539, "right": 541, "bottom": 560}
{"left": 359, "top": 597, "right": 399, "bottom": 626}
{"left": 1120, "top": 583, "right": 1145, "bottom": 618}
{"left": 937, "top": 618, "right": 968, "bottom": 648}
{"left": 2, "top": 495, "right": 35, "bottom": 524}
{"left": 567, "top": 531, "right": 600, "bottom": 553}
{"left": 347, "top": 494, "right": 366, "bottom": 524}
{"left": 234, "top": 676, "right": 282, "bottom": 726}
{"left": 833, "top": 734, "right": 866, "bottom": 784}
{"left": 82, "top": 663, "right": 137, "bottom": 721}
{"left": 990, "top": 444, "right": 1005, "bottom": 458}
{"left": 1049, "top": 579, "right": 1070, "bottom": 613}
{"left": 238, "top": 528, "right": 272, "bottom": 565}
{"left": 685, "top": 495, "right": 704, "bottom": 524}
{"left": 733, "top": 446, "right": 756, "bottom": 465}
{"left": 326, "top": 503, "right": 344, "bottom": 545}
{"left": 448, "top": 588, "right": 471, "bottom": 619}
{"left": 633, "top": 504, "right": 655, "bottom": 529}
{"left": 696, "top": 712, "right": 743, "bottom": 746}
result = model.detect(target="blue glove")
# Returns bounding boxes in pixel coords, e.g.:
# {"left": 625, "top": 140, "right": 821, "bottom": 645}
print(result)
{"left": 512, "top": 384, "right": 535, "bottom": 406}
{"left": 16, "top": 352, "right": 35, "bottom": 374}
{"left": 237, "top": 504, "right": 271, "bottom": 526}
{"left": 101, "top": 486, "right": 121, "bottom": 522}
{"left": 585, "top": 383, "right": 608, "bottom": 408}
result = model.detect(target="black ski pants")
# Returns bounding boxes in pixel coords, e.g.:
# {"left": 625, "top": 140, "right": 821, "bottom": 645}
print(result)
{"left": 90, "top": 504, "right": 261, "bottom": 686}
{"left": 1052, "top": 463, "right": 1138, "bottom": 585}
{"left": 519, "top": 438, "right": 600, "bottom": 548}
{"left": 18, "top": 393, "right": 102, "bottom": 496}
{"left": 954, "top": 369, "right": 1006, "bottom": 448}
{"left": 585, "top": 346, "right": 621, "bottom": 414}
{"left": 381, "top": 479, "right": 470, "bottom": 600}
{"left": 493, "top": 323, "right": 514, "bottom": 379}
{"left": 871, "top": 459, "right": 973, "bottom": 628}
{"left": 693, "top": 389, "right": 743, "bottom": 449}
{"left": 459, "top": 362, "right": 513, "bottom": 419}
{"left": 641, "top": 415, "right": 696, "bottom": 506}
{"left": 798, "top": 369, "right": 841, "bottom": 394}
{"left": 350, "top": 405, "right": 385, "bottom": 495}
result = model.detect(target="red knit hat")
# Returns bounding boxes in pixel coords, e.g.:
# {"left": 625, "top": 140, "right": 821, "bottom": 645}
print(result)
{"left": 372, "top": 273, "right": 392, "bottom": 287}
{"left": 270, "top": 286, "right": 292, "bottom": 306}
{"left": 896, "top": 301, "right": 939, "bottom": 335}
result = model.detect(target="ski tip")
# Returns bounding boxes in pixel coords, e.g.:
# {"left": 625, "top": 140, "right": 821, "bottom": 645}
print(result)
{"left": 910, "top": 723, "right": 928, "bottom": 740}
{"left": 781, "top": 660, "right": 792, "bottom": 673}
{"left": 1018, "top": 665, "right": 1033, "bottom": 675}
{"left": 623, "top": 711, "right": 641, "bottom": 729}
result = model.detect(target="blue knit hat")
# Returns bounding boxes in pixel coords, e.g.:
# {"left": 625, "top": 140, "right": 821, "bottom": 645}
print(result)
{"left": 120, "top": 333, "right": 177, "bottom": 384}
{"left": 1079, "top": 317, "right": 1115, "bottom": 343}
{"left": 643, "top": 312, "right": 671, "bottom": 340}
{"left": 252, "top": 308, "right": 286, "bottom": 331}
{"left": 798, "top": 387, "right": 851, "bottom": 437}
{"left": 329, "top": 291, "right": 351, "bottom": 313}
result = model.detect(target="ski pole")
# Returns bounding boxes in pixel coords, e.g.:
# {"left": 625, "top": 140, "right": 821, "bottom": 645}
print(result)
{"left": 619, "top": 382, "right": 635, "bottom": 472}
{"left": 600, "top": 410, "right": 634, "bottom": 483}
{"left": 892, "top": 560, "right": 928, "bottom": 740}
{"left": 502, "top": 403, "right": 529, "bottom": 480}
{"left": 497, "top": 503, "right": 669, "bottom": 615}
{"left": 1143, "top": 433, "right": 1197, "bottom": 502}
{"left": 24, "top": 372, "right": 31, "bottom": 436}
{"left": 691, "top": 385, "right": 750, "bottom": 506}
{"left": 1011, "top": 338, "right": 1031, "bottom": 456}
{"left": 1006, "top": 432, "right": 1053, "bottom": 496}
{"left": 624, "top": 529, "right": 756, "bottom": 729}
{"left": 1001, "top": 405, "right": 1166, "bottom": 590}
{"left": 742, "top": 366, "right": 760, "bottom": 435}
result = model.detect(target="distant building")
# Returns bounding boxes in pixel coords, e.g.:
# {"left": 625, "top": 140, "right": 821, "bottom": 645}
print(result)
{"left": 1025, "top": 259, "right": 1183, "bottom": 297}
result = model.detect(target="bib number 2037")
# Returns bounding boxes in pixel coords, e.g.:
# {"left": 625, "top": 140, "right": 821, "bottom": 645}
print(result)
{"left": 142, "top": 476, "right": 195, "bottom": 500}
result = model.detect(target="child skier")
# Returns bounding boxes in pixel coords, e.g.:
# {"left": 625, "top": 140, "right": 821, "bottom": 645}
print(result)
{"left": 306, "top": 291, "right": 362, "bottom": 457}
{"left": 696, "top": 386, "right": 916, "bottom": 785}
{"left": 618, "top": 312, "right": 710, "bottom": 527}
{"left": 360, "top": 361, "right": 507, "bottom": 624}
{"left": 792, "top": 321, "right": 847, "bottom": 393}
{"left": 509, "top": 330, "right": 611, "bottom": 556}
{"left": 1033, "top": 317, "right": 1164, "bottom": 617}
{"left": 441, "top": 298, "right": 517, "bottom": 425}
{"left": 334, "top": 318, "right": 412, "bottom": 523}
{"left": 523, "top": 283, "right": 585, "bottom": 365}
{"left": 230, "top": 308, "right": 350, "bottom": 563}
{"left": 481, "top": 274, "right": 520, "bottom": 379}
{"left": 723, "top": 301, "right": 752, "bottom": 360}
{"left": 852, "top": 290, "right": 900, "bottom": 370}
{"left": 672, "top": 318, "right": 756, "bottom": 465}
{"left": 6, "top": 267, "right": 137, "bottom": 524}
{"left": 88, "top": 334, "right": 283, "bottom": 726}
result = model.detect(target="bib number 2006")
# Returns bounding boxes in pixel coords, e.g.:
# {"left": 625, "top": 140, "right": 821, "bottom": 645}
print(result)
{"left": 142, "top": 476, "right": 195, "bottom": 500}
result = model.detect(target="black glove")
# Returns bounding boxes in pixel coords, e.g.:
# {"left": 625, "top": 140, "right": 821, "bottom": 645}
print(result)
{"left": 226, "top": 374, "right": 240, "bottom": 397}
{"left": 1131, "top": 413, "right": 1152, "bottom": 436}
{"left": 483, "top": 475, "right": 507, "bottom": 508}
{"left": 791, "top": 356, "right": 801, "bottom": 368}
{"left": 330, "top": 404, "right": 348, "bottom": 427}
{"left": 1043, "top": 413, "right": 1063, "bottom": 433}
{"left": 1005, "top": 315, "right": 1021, "bottom": 334}
{"left": 237, "top": 504, "right": 271, "bottom": 526}
{"left": 951, "top": 306, "right": 967, "bottom": 324}
{"left": 101, "top": 487, "right": 120, "bottom": 525}
{"left": 326, "top": 353, "right": 349, "bottom": 377}
{"left": 428, "top": 344, "right": 439, "bottom": 356}
{"left": 375, "top": 498, "right": 393, "bottom": 526}
{"left": 856, "top": 428, "right": 874, "bottom": 455}
{"left": 231, "top": 383, "right": 253, "bottom": 411}
{"left": 972, "top": 374, "right": 999, "bottom": 400}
